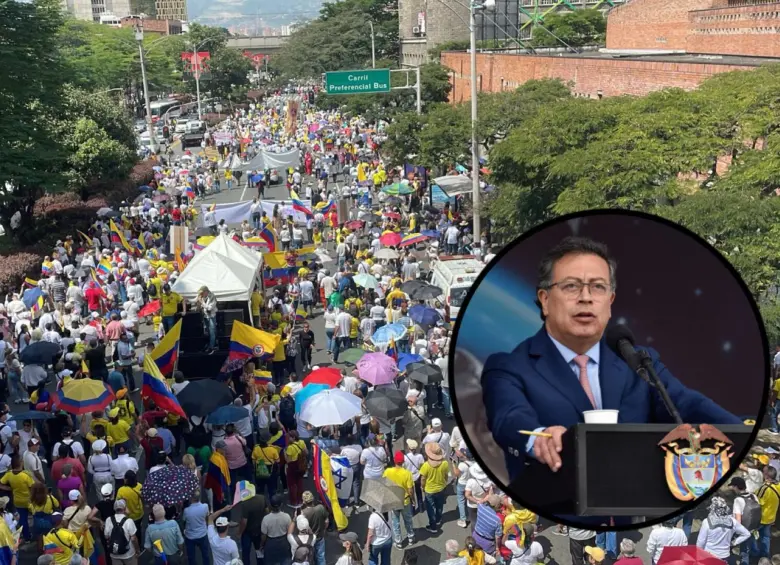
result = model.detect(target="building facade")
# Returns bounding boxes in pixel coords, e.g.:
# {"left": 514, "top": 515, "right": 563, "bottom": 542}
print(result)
{"left": 154, "top": 0, "right": 186, "bottom": 22}
{"left": 61, "top": 0, "right": 131, "bottom": 22}
{"left": 120, "top": 15, "right": 183, "bottom": 34}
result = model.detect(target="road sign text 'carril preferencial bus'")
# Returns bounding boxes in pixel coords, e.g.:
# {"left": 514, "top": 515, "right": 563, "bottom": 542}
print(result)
{"left": 325, "top": 69, "right": 391, "bottom": 95}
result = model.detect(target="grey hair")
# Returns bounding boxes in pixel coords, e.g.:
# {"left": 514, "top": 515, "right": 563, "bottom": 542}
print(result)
{"left": 69, "top": 554, "right": 83, "bottom": 565}
{"left": 620, "top": 539, "right": 635, "bottom": 556}
{"left": 38, "top": 556, "right": 55, "bottom": 565}
{"left": 445, "top": 539, "right": 460, "bottom": 556}
{"left": 535, "top": 236, "right": 617, "bottom": 321}
{"left": 766, "top": 465, "right": 778, "bottom": 480}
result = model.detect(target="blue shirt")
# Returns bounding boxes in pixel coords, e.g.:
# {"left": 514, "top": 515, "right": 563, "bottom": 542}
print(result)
{"left": 108, "top": 371, "right": 126, "bottom": 394}
{"left": 156, "top": 427, "right": 175, "bottom": 454}
{"left": 526, "top": 333, "right": 602, "bottom": 454}
{"left": 182, "top": 502, "right": 209, "bottom": 540}
{"left": 144, "top": 519, "right": 184, "bottom": 555}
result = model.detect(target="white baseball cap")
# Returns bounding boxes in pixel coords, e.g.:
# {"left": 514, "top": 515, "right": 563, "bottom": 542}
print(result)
{"left": 431, "top": 418, "right": 442, "bottom": 428}
{"left": 215, "top": 517, "right": 229, "bottom": 527}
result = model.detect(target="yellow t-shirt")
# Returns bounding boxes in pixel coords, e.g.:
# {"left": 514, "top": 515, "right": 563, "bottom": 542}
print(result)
{"left": 758, "top": 483, "right": 780, "bottom": 525}
{"left": 252, "top": 445, "right": 280, "bottom": 466}
{"left": 251, "top": 292, "right": 263, "bottom": 317}
{"left": 273, "top": 330, "right": 287, "bottom": 362}
{"left": 160, "top": 291, "right": 182, "bottom": 317}
{"left": 386, "top": 289, "right": 405, "bottom": 306}
{"left": 349, "top": 317, "right": 359, "bottom": 339}
{"left": 298, "top": 267, "right": 310, "bottom": 279}
{"left": 420, "top": 461, "right": 449, "bottom": 494}
{"left": 47, "top": 527, "right": 80, "bottom": 565}
{"left": 107, "top": 419, "right": 131, "bottom": 444}
{"left": 114, "top": 398, "right": 136, "bottom": 425}
{"left": 149, "top": 277, "right": 163, "bottom": 298}
{"left": 773, "top": 379, "right": 780, "bottom": 395}
{"left": 117, "top": 484, "right": 144, "bottom": 520}
{"left": 29, "top": 494, "right": 60, "bottom": 515}
{"left": 1, "top": 470, "right": 35, "bottom": 507}
{"left": 285, "top": 440, "right": 306, "bottom": 462}
{"left": 313, "top": 232, "right": 322, "bottom": 246}
{"left": 383, "top": 467, "right": 414, "bottom": 505}
{"left": 345, "top": 298, "right": 363, "bottom": 312}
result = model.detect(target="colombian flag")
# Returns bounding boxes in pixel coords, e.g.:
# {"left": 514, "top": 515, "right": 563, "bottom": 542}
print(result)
{"left": 259, "top": 225, "right": 279, "bottom": 252}
{"left": 386, "top": 337, "right": 398, "bottom": 362}
{"left": 96, "top": 259, "right": 112, "bottom": 277}
{"left": 225, "top": 321, "right": 280, "bottom": 372}
{"left": 152, "top": 540, "right": 168, "bottom": 564}
{"left": 141, "top": 355, "right": 186, "bottom": 418}
{"left": 109, "top": 219, "right": 132, "bottom": 252}
{"left": 204, "top": 451, "right": 231, "bottom": 505}
{"left": 312, "top": 443, "right": 348, "bottom": 530}
{"left": 77, "top": 230, "right": 94, "bottom": 248}
{"left": 174, "top": 246, "right": 186, "bottom": 273}
{"left": 184, "top": 185, "right": 196, "bottom": 201}
{"left": 41, "top": 261, "right": 53, "bottom": 276}
{"left": 270, "top": 430, "right": 287, "bottom": 449}
{"left": 131, "top": 237, "right": 146, "bottom": 256}
{"left": 290, "top": 190, "right": 313, "bottom": 217}
{"left": 254, "top": 370, "right": 272, "bottom": 386}
{"left": 23, "top": 277, "right": 38, "bottom": 289}
{"left": 151, "top": 319, "right": 181, "bottom": 376}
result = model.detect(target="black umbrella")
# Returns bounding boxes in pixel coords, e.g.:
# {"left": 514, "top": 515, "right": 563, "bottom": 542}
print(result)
{"left": 360, "top": 478, "right": 405, "bottom": 513}
{"left": 176, "top": 379, "right": 234, "bottom": 417}
{"left": 193, "top": 227, "right": 213, "bottom": 237}
{"left": 142, "top": 465, "right": 200, "bottom": 506}
{"left": 406, "top": 362, "right": 443, "bottom": 385}
{"left": 20, "top": 341, "right": 60, "bottom": 365}
{"left": 408, "top": 283, "right": 442, "bottom": 301}
{"left": 365, "top": 388, "right": 406, "bottom": 420}
{"left": 96, "top": 207, "right": 119, "bottom": 218}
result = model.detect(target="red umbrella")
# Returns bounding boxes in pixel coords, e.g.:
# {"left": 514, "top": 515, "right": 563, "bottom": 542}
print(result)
{"left": 657, "top": 546, "right": 725, "bottom": 565}
{"left": 379, "top": 232, "right": 402, "bottom": 247}
{"left": 345, "top": 220, "right": 364, "bottom": 230}
{"left": 139, "top": 300, "right": 161, "bottom": 317}
{"left": 384, "top": 212, "right": 401, "bottom": 220}
{"left": 302, "top": 367, "right": 343, "bottom": 388}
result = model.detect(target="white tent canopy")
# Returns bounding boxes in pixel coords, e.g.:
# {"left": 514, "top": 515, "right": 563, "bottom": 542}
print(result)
{"left": 171, "top": 234, "right": 262, "bottom": 302}
{"left": 434, "top": 175, "right": 472, "bottom": 197}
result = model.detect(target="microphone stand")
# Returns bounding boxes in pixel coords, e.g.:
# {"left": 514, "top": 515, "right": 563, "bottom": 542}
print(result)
{"left": 636, "top": 350, "right": 684, "bottom": 425}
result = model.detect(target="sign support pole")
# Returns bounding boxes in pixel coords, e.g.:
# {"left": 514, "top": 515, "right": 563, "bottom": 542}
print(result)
{"left": 390, "top": 68, "right": 422, "bottom": 115}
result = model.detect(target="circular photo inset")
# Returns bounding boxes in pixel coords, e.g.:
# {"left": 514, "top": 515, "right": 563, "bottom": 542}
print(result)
{"left": 450, "top": 209, "right": 769, "bottom": 530}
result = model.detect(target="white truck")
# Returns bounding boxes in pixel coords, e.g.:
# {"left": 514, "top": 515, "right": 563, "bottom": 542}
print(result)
{"left": 429, "top": 255, "right": 485, "bottom": 321}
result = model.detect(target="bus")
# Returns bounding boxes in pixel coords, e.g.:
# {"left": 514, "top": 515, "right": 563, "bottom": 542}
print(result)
{"left": 429, "top": 255, "right": 485, "bottom": 321}
{"left": 149, "top": 99, "right": 179, "bottom": 121}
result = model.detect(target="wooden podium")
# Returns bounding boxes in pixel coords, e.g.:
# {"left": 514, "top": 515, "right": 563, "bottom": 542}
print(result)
{"left": 507, "top": 424, "right": 753, "bottom": 517}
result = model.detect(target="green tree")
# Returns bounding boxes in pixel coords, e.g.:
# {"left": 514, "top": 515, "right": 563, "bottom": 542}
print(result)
{"left": 0, "top": 0, "right": 69, "bottom": 244}
{"left": 200, "top": 48, "right": 253, "bottom": 101}
{"left": 530, "top": 9, "right": 607, "bottom": 48}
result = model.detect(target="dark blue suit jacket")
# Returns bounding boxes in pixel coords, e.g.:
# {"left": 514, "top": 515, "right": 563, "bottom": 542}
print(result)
{"left": 483, "top": 328, "right": 742, "bottom": 481}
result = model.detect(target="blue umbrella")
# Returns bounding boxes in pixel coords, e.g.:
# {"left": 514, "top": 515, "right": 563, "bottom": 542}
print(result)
{"left": 397, "top": 353, "right": 423, "bottom": 372}
{"left": 206, "top": 405, "right": 249, "bottom": 425}
{"left": 138, "top": 185, "right": 153, "bottom": 192}
{"left": 294, "top": 383, "right": 330, "bottom": 414}
{"left": 409, "top": 305, "right": 442, "bottom": 328}
{"left": 250, "top": 173, "right": 264, "bottom": 183}
{"left": 371, "top": 323, "right": 408, "bottom": 346}
{"left": 421, "top": 230, "right": 439, "bottom": 239}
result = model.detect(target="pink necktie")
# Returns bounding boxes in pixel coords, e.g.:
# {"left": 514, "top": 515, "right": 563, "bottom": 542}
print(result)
{"left": 573, "top": 354, "right": 597, "bottom": 408}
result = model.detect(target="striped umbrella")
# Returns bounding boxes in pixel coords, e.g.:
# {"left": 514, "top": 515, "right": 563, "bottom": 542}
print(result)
{"left": 399, "top": 233, "right": 429, "bottom": 247}
{"left": 54, "top": 379, "right": 115, "bottom": 415}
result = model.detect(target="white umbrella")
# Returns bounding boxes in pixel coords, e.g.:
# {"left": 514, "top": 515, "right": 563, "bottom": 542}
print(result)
{"left": 375, "top": 248, "right": 399, "bottom": 260}
{"left": 315, "top": 250, "right": 333, "bottom": 263}
{"left": 299, "top": 389, "right": 362, "bottom": 427}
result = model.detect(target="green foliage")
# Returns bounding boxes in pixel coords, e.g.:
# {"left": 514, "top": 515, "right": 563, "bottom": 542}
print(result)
{"left": 530, "top": 9, "right": 607, "bottom": 48}
{"left": 273, "top": 0, "right": 398, "bottom": 79}
{"left": 202, "top": 48, "right": 253, "bottom": 101}
{"left": 429, "top": 40, "right": 470, "bottom": 61}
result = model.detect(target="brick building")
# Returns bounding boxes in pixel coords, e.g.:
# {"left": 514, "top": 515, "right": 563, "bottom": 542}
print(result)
{"left": 443, "top": 0, "right": 780, "bottom": 100}
{"left": 120, "top": 15, "right": 183, "bottom": 34}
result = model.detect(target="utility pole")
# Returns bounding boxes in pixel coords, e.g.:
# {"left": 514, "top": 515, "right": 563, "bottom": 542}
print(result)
{"left": 135, "top": 26, "right": 157, "bottom": 154}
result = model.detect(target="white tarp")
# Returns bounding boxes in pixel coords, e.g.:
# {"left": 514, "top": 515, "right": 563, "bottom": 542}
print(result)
{"left": 238, "top": 149, "right": 301, "bottom": 172}
{"left": 201, "top": 199, "right": 313, "bottom": 226}
{"left": 171, "top": 233, "right": 262, "bottom": 302}
{"left": 434, "top": 175, "right": 472, "bottom": 197}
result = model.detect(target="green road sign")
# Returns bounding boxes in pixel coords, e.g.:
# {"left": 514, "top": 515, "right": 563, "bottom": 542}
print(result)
{"left": 325, "top": 69, "right": 391, "bottom": 95}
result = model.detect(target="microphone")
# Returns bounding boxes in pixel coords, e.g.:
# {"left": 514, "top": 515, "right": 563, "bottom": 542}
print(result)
{"left": 605, "top": 324, "right": 683, "bottom": 424}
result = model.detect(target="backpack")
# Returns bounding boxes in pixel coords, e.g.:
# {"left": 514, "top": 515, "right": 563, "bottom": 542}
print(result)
{"left": 292, "top": 534, "right": 312, "bottom": 562}
{"left": 279, "top": 396, "right": 296, "bottom": 430}
{"left": 146, "top": 283, "right": 158, "bottom": 298}
{"left": 60, "top": 439, "right": 76, "bottom": 459}
{"left": 741, "top": 493, "right": 762, "bottom": 532}
{"left": 255, "top": 449, "right": 271, "bottom": 479}
{"left": 109, "top": 516, "right": 130, "bottom": 555}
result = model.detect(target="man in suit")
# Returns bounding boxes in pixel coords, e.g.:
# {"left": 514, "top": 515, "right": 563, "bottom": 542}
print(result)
{"left": 482, "top": 236, "right": 741, "bottom": 482}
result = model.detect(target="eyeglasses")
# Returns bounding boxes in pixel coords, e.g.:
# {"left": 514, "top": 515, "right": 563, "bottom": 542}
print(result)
{"left": 545, "top": 279, "right": 612, "bottom": 298}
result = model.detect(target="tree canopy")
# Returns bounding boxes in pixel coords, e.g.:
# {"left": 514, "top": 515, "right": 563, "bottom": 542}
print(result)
{"left": 529, "top": 9, "right": 607, "bottom": 48}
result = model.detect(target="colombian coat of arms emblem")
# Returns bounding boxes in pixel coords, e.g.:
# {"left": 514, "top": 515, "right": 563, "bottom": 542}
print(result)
{"left": 659, "top": 424, "right": 733, "bottom": 502}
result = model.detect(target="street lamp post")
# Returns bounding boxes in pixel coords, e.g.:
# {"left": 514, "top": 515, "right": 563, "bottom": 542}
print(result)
{"left": 193, "top": 44, "right": 203, "bottom": 120}
{"left": 469, "top": 0, "right": 494, "bottom": 245}
{"left": 368, "top": 21, "right": 376, "bottom": 69}
{"left": 134, "top": 26, "right": 158, "bottom": 154}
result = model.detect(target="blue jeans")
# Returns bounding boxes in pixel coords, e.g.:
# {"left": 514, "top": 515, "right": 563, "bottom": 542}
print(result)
{"left": 351, "top": 464, "right": 362, "bottom": 505}
{"left": 7, "top": 372, "right": 25, "bottom": 403}
{"left": 456, "top": 482, "right": 468, "bottom": 521}
{"left": 390, "top": 504, "right": 415, "bottom": 544}
{"left": 741, "top": 538, "right": 752, "bottom": 565}
{"left": 681, "top": 511, "right": 694, "bottom": 540}
{"left": 241, "top": 531, "right": 262, "bottom": 565}
{"left": 16, "top": 508, "right": 30, "bottom": 540}
{"left": 325, "top": 329, "right": 334, "bottom": 353}
{"left": 425, "top": 490, "right": 445, "bottom": 528}
{"left": 442, "top": 387, "right": 452, "bottom": 417}
{"left": 204, "top": 316, "right": 216, "bottom": 349}
{"left": 771, "top": 402, "right": 779, "bottom": 432}
{"left": 185, "top": 535, "right": 210, "bottom": 565}
{"left": 332, "top": 337, "right": 350, "bottom": 362}
{"left": 368, "top": 539, "right": 392, "bottom": 565}
{"left": 313, "top": 538, "right": 326, "bottom": 565}
{"left": 163, "top": 315, "right": 176, "bottom": 333}
{"left": 754, "top": 524, "right": 771, "bottom": 558}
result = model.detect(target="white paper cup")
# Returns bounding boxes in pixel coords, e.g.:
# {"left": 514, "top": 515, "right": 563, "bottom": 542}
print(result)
{"left": 583, "top": 409, "right": 619, "bottom": 424}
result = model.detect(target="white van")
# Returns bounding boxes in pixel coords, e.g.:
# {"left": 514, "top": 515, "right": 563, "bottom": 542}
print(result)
{"left": 429, "top": 256, "right": 484, "bottom": 321}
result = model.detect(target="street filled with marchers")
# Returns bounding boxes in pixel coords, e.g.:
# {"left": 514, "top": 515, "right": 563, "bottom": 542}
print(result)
{"left": 6, "top": 0, "right": 780, "bottom": 564}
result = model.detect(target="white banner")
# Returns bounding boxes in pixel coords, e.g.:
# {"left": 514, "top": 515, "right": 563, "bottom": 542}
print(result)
{"left": 260, "top": 199, "right": 312, "bottom": 225}
{"left": 263, "top": 149, "right": 300, "bottom": 170}
{"left": 331, "top": 455, "right": 354, "bottom": 506}
{"left": 200, "top": 200, "right": 253, "bottom": 226}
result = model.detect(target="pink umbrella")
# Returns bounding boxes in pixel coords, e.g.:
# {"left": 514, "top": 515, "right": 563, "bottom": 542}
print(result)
{"left": 379, "top": 232, "right": 402, "bottom": 247}
{"left": 356, "top": 353, "right": 398, "bottom": 386}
